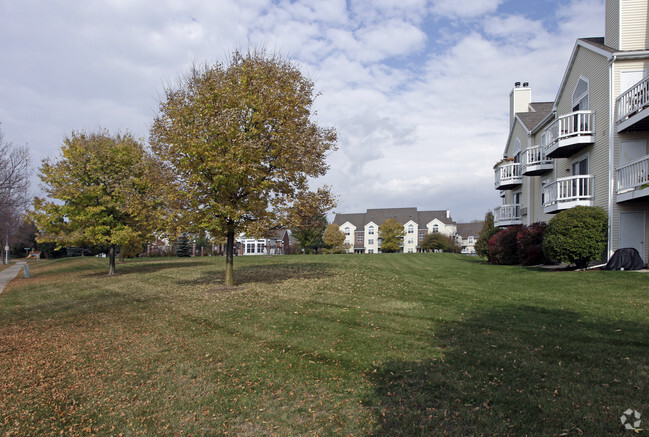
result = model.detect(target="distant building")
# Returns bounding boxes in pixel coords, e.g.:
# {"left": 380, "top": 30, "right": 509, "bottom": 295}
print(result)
{"left": 455, "top": 222, "right": 483, "bottom": 255}
{"left": 235, "top": 230, "right": 293, "bottom": 256}
{"left": 333, "top": 207, "right": 456, "bottom": 253}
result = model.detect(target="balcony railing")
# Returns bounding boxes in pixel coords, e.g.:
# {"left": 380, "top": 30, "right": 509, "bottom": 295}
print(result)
{"left": 494, "top": 204, "right": 522, "bottom": 227}
{"left": 543, "top": 175, "right": 594, "bottom": 214}
{"left": 616, "top": 75, "right": 649, "bottom": 125}
{"left": 522, "top": 146, "right": 553, "bottom": 175}
{"left": 543, "top": 111, "right": 595, "bottom": 158}
{"left": 494, "top": 162, "right": 522, "bottom": 190}
{"left": 616, "top": 155, "right": 649, "bottom": 202}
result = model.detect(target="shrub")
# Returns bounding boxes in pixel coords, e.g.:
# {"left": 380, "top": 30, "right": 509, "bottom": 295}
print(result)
{"left": 475, "top": 211, "right": 497, "bottom": 258}
{"left": 176, "top": 235, "right": 193, "bottom": 257}
{"left": 488, "top": 226, "right": 521, "bottom": 265}
{"left": 517, "top": 222, "right": 547, "bottom": 266}
{"left": 543, "top": 206, "right": 608, "bottom": 269}
{"left": 421, "top": 233, "right": 457, "bottom": 252}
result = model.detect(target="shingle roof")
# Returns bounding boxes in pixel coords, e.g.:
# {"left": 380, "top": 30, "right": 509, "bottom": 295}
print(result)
{"left": 456, "top": 222, "right": 483, "bottom": 238}
{"left": 516, "top": 102, "right": 553, "bottom": 131}
{"left": 333, "top": 207, "right": 455, "bottom": 228}
{"left": 579, "top": 37, "right": 615, "bottom": 53}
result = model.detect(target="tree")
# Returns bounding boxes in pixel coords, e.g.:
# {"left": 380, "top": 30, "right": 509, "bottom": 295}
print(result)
{"left": 543, "top": 206, "right": 608, "bottom": 269}
{"left": 323, "top": 224, "right": 348, "bottom": 254}
{"left": 379, "top": 218, "right": 405, "bottom": 253}
{"left": 0, "top": 123, "right": 31, "bottom": 264}
{"left": 475, "top": 211, "right": 498, "bottom": 259}
{"left": 421, "top": 232, "right": 455, "bottom": 252}
{"left": 32, "top": 130, "right": 168, "bottom": 275}
{"left": 150, "top": 49, "right": 337, "bottom": 285}
{"left": 286, "top": 188, "right": 336, "bottom": 254}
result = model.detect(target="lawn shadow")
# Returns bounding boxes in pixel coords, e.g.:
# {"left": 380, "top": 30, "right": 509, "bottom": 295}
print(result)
{"left": 174, "top": 262, "right": 334, "bottom": 287}
{"left": 366, "top": 305, "right": 649, "bottom": 436}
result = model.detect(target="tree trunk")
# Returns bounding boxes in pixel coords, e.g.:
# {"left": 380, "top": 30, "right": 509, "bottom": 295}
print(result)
{"left": 224, "top": 230, "right": 235, "bottom": 286}
{"left": 109, "top": 245, "right": 116, "bottom": 275}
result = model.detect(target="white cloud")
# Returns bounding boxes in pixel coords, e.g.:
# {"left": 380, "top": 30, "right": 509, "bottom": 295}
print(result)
{"left": 0, "top": 0, "right": 607, "bottom": 221}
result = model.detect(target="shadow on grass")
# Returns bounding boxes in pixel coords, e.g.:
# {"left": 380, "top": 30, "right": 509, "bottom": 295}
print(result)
{"left": 175, "top": 262, "right": 334, "bottom": 287}
{"left": 366, "top": 305, "right": 649, "bottom": 436}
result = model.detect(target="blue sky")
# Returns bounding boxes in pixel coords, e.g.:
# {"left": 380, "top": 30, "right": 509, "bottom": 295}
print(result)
{"left": 0, "top": 0, "right": 605, "bottom": 222}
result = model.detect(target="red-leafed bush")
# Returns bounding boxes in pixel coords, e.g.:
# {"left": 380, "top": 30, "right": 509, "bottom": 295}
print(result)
{"left": 488, "top": 226, "right": 521, "bottom": 265}
{"left": 517, "top": 222, "right": 547, "bottom": 265}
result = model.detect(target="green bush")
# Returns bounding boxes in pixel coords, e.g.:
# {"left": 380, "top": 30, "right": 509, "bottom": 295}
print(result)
{"left": 543, "top": 206, "right": 607, "bottom": 269}
{"left": 475, "top": 211, "right": 498, "bottom": 258}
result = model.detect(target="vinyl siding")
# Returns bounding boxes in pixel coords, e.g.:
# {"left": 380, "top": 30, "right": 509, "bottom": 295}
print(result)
{"left": 620, "top": 0, "right": 649, "bottom": 50}
{"left": 605, "top": 0, "right": 620, "bottom": 49}
{"left": 554, "top": 46, "right": 610, "bottom": 211}
{"left": 612, "top": 60, "right": 649, "bottom": 258}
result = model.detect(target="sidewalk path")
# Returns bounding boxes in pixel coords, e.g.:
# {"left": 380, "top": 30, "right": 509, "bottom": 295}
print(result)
{"left": 0, "top": 261, "right": 27, "bottom": 294}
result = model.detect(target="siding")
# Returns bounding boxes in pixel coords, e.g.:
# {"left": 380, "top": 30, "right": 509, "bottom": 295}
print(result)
{"left": 605, "top": 0, "right": 620, "bottom": 49}
{"left": 555, "top": 46, "right": 610, "bottom": 211}
{"left": 620, "top": 0, "right": 649, "bottom": 50}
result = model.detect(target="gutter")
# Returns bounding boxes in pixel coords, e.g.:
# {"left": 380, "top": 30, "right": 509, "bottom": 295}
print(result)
{"left": 607, "top": 55, "right": 616, "bottom": 261}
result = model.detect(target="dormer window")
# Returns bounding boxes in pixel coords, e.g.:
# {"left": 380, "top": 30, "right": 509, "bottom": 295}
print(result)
{"left": 432, "top": 224, "right": 439, "bottom": 233}
{"left": 407, "top": 224, "right": 414, "bottom": 234}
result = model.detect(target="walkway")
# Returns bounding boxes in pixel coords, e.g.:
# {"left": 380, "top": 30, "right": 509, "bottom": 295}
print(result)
{"left": 0, "top": 261, "right": 27, "bottom": 294}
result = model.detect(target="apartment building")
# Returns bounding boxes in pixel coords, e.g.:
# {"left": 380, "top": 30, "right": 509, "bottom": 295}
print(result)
{"left": 493, "top": 0, "right": 649, "bottom": 262}
{"left": 333, "top": 207, "right": 457, "bottom": 253}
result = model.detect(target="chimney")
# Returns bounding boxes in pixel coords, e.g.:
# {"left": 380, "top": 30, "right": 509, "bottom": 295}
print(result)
{"left": 606, "top": 0, "right": 649, "bottom": 51}
{"left": 509, "top": 81, "right": 531, "bottom": 128}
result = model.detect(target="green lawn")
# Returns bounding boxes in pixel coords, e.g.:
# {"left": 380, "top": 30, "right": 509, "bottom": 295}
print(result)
{"left": 1, "top": 254, "right": 647, "bottom": 435}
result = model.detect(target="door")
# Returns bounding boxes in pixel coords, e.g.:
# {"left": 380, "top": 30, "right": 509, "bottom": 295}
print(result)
{"left": 620, "top": 212, "right": 645, "bottom": 262}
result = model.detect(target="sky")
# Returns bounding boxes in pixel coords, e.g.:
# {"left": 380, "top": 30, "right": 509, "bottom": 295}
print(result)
{"left": 0, "top": 0, "right": 605, "bottom": 223}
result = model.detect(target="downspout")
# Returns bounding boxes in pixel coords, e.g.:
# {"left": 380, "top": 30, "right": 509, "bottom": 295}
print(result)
{"left": 527, "top": 134, "right": 532, "bottom": 226}
{"left": 607, "top": 55, "right": 616, "bottom": 260}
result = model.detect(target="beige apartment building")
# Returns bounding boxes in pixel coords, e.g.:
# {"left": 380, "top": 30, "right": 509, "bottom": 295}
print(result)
{"left": 333, "top": 208, "right": 457, "bottom": 253}
{"left": 494, "top": 0, "right": 649, "bottom": 262}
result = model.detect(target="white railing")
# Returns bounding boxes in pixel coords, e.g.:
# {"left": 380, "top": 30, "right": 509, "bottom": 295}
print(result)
{"left": 616, "top": 155, "right": 649, "bottom": 193}
{"left": 616, "top": 76, "right": 649, "bottom": 123}
{"left": 543, "top": 111, "right": 594, "bottom": 151}
{"left": 522, "top": 146, "right": 552, "bottom": 168}
{"left": 494, "top": 162, "right": 521, "bottom": 188}
{"left": 543, "top": 175, "right": 594, "bottom": 207}
{"left": 494, "top": 204, "right": 521, "bottom": 225}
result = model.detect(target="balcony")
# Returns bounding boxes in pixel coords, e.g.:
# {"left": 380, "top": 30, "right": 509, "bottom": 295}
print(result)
{"left": 543, "top": 111, "right": 595, "bottom": 158}
{"left": 522, "top": 146, "right": 553, "bottom": 176}
{"left": 543, "top": 175, "right": 594, "bottom": 214}
{"left": 616, "top": 154, "right": 649, "bottom": 202}
{"left": 494, "top": 162, "right": 522, "bottom": 190}
{"left": 494, "top": 204, "right": 522, "bottom": 227}
{"left": 616, "top": 76, "right": 649, "bottom": 132}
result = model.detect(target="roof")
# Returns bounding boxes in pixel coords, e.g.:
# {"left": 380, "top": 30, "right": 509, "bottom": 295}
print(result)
{"left": 516, "top": 102, "right": 554, "bottom": 131}
{"left": 578, "top": 37, "right": 615, "bottom": 54}
{"left": 456, "top": 222, "right": 483, "bottom": 238}
{"left": 333, "top": 207, "right": 455, "bottom": 228}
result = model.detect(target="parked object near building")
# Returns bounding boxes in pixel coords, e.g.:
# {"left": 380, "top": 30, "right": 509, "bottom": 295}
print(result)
{"left": 333, "top": 208, "right": 456, "bottom": 253}
{"left": 493, "top": 0, "right": 649, "bottom": 264}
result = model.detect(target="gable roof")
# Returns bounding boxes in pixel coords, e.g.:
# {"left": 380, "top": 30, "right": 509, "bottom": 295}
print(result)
{"left": 456, "top": 222, "right": 483, "bottom": 238}
{"left": 516, "top": 102, "right": 554, "bottom": 132}
{"left": 333, "top": 207, "right": 455, "bottom": 229}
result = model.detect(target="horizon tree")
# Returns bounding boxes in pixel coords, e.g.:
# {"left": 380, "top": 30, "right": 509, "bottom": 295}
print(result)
{"left": 379, "top": 218, "right": 405, "bottom": 253}
{"left": 33, "top": 130, "right": 168, "bottom": 275}
{"left": 150, "top": 49, "right": 337, "bottom": 285}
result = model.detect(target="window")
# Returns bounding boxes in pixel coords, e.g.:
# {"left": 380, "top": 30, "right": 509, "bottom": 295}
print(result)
{"left": 368, "top": 249, "right": 374, "bottom": 254}
{"left": 368, "top": 225, "right": 374, "bottom": 235}
{"left": 407, "top": 248, "right": 414, "bottom": 253}
{"left": 356, "top": 234, "right": 363, "bottom": 243}
{"left": 407, "top": 237, "right": 414, "bottom": 244}
{"left": 432, "top": 224, "right": 439, "bottom": 233}
{"left": 419, "top": 230, "right": 426, "bottom": 241}
{"left": 257, "top": 243, "right": 265, "bottom": 253}
{"left": 344, "top": 227, "right": 350, "bottom": 236}
{"left": 368, "top": 239, "right": 374, "bottom": 245}
{"left": 407, "top": 224, "right": 414, "bottom": 234}
{"left": 572, "top": 77, "right": 589, "bottom": 111}
{"left": 246, "top": 243, "right": 254, "bottom": 254}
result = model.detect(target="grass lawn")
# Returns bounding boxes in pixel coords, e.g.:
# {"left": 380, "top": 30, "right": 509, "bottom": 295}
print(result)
{"left": 1, "top": 253, "right": 648, "bottom": 436}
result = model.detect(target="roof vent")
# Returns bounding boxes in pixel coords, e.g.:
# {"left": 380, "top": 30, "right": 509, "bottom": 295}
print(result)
{"left": 514, "top": 81, "right": 521, "bottom": 88}
{"left": 523, "top": 82, "right": 529, "bottom": 87}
